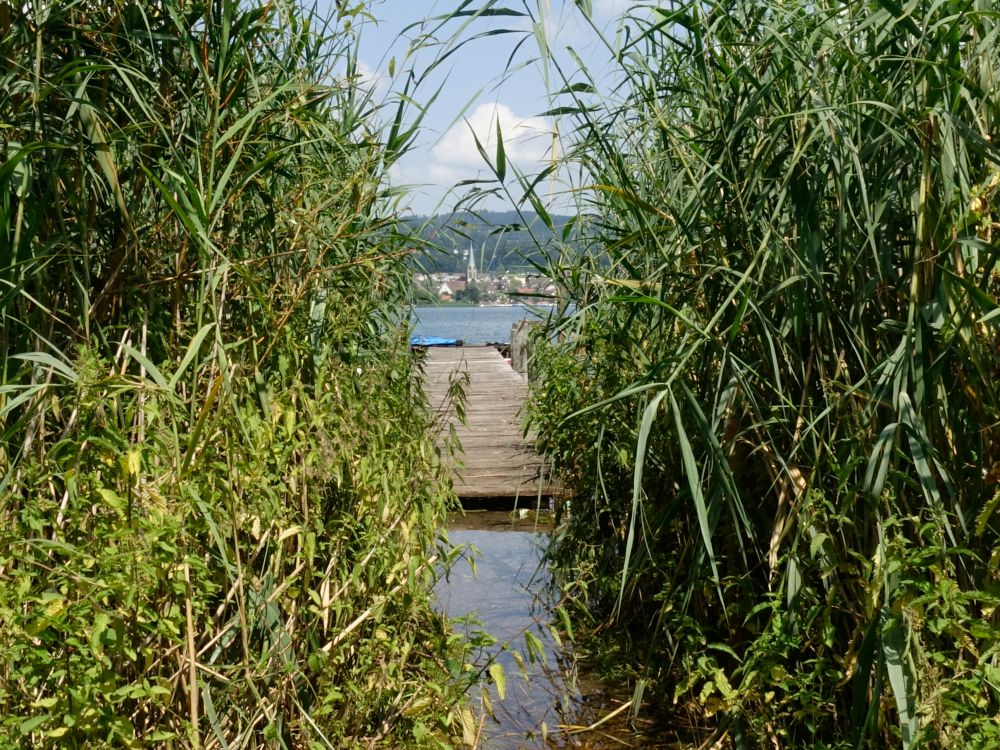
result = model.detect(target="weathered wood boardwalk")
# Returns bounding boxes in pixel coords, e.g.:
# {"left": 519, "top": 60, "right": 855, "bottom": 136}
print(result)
{"left": 421, "top": 346, "right": 558, "bottom": 499}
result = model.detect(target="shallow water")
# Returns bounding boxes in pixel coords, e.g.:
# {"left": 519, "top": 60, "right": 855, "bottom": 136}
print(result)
{"left": 437, "top": 511, "right": 673, "bottom": 749}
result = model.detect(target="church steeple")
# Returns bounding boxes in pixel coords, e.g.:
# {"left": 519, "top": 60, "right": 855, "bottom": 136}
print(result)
{"left": 466, "top": 243, "right": 477, "bottom": 282}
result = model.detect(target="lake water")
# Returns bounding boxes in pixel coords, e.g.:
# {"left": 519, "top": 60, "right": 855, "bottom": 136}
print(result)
{"left": 438, "top": 512, "right": 671, "bottom": 749}
{"left": 411, "top": 305, "right": 556, "bottom": 345}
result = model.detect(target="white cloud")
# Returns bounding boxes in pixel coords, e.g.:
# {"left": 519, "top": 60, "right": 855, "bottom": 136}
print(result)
{"left": 389, "top": 102, "right": 580, "bottom": 216}
{"left": 355, "top": 59, "right": 390, "bottom": 100}
{"left": 431, "top": 101, "right": 553, "bottom": 178}
{"left": 390, "top": 101, "right": 565, "bottom": 212}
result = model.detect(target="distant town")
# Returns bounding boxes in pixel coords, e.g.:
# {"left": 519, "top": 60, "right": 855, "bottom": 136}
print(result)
{"left": 412, "top": 245, "right": 558, "bottom": 305}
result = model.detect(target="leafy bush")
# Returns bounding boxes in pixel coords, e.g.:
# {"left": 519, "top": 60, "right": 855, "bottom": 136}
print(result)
{"left": 0, "top": 1, "right": 470, "bottom": 746}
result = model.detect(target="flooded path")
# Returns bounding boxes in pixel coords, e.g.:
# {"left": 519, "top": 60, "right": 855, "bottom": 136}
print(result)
{"left": 437, "top": 512, "right": 673, "bottom": 749}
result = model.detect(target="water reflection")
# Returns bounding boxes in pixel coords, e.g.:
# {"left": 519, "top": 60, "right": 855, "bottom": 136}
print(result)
{"left": 437, "top": 512, "right": 670, "bottom": 749}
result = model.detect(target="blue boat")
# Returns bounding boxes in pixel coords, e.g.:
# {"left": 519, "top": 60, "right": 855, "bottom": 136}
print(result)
{"left": 410, "top": 335, "right": 461, "bottom": 347}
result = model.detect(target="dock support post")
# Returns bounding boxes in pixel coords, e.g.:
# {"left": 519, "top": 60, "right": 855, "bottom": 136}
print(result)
{"left": 510, "top": 320, "right": 539, "bottom": 376}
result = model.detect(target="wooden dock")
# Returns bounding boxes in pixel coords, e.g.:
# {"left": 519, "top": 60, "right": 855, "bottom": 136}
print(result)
{"left": 420, "top": 346, "right": 558, "bottom": 500}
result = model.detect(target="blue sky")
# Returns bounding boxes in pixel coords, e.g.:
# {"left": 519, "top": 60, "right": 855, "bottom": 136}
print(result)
{"left": 315, "top": 1, "right": 634, "bottom": 216}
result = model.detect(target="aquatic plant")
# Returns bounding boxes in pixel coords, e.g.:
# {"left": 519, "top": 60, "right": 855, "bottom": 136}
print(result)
{"left": 523, "top": 0, "right": 1000, "bottom": 746}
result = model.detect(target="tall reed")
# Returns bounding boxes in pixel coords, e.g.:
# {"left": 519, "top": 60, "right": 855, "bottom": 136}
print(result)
{"left": 526, "top": 1, "right": 1000, "bottom": 746}
{"left": 0, "top": 1, "right": 476, "bottom": 745}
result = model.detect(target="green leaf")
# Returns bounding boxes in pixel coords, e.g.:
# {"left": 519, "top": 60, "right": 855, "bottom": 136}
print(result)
{"left": 975, "top": 491, "right": 1000, "bottom": 536}
{"left": 556, "top": 605, "right": 574, "bottom": 642}
{"left": 524, "top": 630, "right": 545, "bottom": 664}
{"left": 617, "top": 389, "right": 670, "bottom": 616}
{"left": 168, "top": 323, "right": 216, "bottom": 391}
{"left": 123, "top": 344, "right": 169, "bottom": 390}
{"left": 13, "top": 352, "right": 78, "bottom": 383}
{"left": 810, "top": 532, "right": 829, "bottom": 559}
{"left": 19, "top": 716, "right": 47, "bottom": 735}
{"left": 882, "top": 613, "right": 917, "bottom": 748}
{"left": 786, "top": 555, "right": 801, "bottom": 608}
{"left": 488, "top": 662, "right": 506, "bottom": 700}
{"left": 98, "top": 488, "right": 126, "bottom": 514}
{"left": 495, "top": 118, "right": 506, "bottom": 183}
{"left": 670, "top": 390, "right": 720, "bottom": 590}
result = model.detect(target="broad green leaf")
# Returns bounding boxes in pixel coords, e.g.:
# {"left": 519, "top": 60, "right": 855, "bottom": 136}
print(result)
{"left": 488, "top": 662, "right": 506, "bottom": 700}
{"left": 617, "top": 389, "right": 669, "bottom": 616}
{"left": 882, "top": 613, "right": 917, "bottom": 748}
{"left": 123, "top": 344, "right": 169, "bottom": 390}
{"left": 168, "top": 323, "right": 216, "bottom": 391}
{"left": 13, "top": 352, "right": 78, "bottom": 383}
{"left": 670, "top": 390, "right": 720, "bottom": 589}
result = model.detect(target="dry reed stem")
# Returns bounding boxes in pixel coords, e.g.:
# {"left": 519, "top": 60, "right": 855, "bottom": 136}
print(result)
{"left": 184, "top": 561, "right": 202, "bottom": 749}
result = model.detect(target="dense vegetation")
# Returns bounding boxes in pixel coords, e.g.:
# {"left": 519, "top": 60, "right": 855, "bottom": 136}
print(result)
{"left": 405, "top": 210, "right": 575, "bottom": 275}
{"left": 10, "top": 0, "right": 1000, "bottom": 745}
{"left": 526, "top": 0, "right": 1000, "bottom": 747}
{"left": 0, "top": 1, "right": 476, "bottom": 746}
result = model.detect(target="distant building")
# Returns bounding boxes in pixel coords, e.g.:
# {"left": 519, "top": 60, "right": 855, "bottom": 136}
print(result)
{"left": 466, "top": 244, "right": 477, "bottom": 282}
{"left": 438, "top": 279, "right": 467, "bottom": 301}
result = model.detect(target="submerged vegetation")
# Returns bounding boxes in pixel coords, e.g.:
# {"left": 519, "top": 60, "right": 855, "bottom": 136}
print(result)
{"left": 0, "top": 0, "right": 479, "bottom": 746}
{"left": 526, "top": 0, "right": 1000, "bottom": 746}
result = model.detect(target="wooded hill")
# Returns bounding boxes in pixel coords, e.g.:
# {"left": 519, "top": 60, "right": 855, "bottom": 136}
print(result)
{"left": 403, "top": 209, "right": 577, "bottom": 274}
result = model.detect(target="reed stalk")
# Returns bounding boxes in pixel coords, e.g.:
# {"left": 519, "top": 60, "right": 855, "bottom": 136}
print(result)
{"left": 0, "top": 0, "right": 488, "bottom": 745}
{"left": 524, "top": 1, "right": 1000, "bottom": 745}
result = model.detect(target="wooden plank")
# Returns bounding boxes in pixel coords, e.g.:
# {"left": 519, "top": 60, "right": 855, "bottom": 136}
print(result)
{"left": 419, "top": 346, "right": 560, "bottom": 499}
